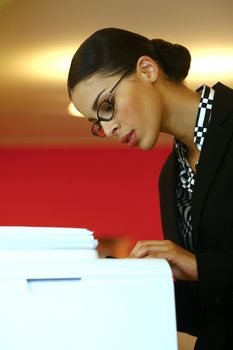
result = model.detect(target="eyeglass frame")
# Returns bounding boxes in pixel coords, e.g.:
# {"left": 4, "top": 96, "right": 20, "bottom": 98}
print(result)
{"left": 91, "top": 70, "right": 129, "bottom": 137}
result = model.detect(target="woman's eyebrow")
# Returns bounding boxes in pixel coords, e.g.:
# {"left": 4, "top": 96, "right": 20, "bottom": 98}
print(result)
{"left": 92, "top": 89, "right": 106, "bottom": 111}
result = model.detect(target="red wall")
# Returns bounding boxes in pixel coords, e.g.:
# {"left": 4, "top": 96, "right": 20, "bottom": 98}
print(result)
{"left": 0, "top": 147, "right": 171, "bottom": 246}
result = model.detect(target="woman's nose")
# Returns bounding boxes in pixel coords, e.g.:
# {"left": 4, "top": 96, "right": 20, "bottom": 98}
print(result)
{"left": 101, "top": 120, "right": 119, "bottom": 137}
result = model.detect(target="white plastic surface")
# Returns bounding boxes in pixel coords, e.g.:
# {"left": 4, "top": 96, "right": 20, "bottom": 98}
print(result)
{"left": 0, "top": 259, "right": 177, "bottom": 350}
{"left": 0, "top": 227, "right": 177, "bottom": 350}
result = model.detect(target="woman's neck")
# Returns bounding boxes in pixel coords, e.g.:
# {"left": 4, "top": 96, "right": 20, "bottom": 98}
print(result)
{"left": 158, "top": 80, "right": 201, "bottom": 152}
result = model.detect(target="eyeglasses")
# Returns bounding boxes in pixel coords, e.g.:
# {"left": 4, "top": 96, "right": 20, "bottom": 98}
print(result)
{"left": 91, "top": 71, "right": 128, "bottom": 137}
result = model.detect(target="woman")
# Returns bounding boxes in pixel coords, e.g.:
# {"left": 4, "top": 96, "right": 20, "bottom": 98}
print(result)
{"left": 68, "top": 28, "right": 233, "bottom": 349}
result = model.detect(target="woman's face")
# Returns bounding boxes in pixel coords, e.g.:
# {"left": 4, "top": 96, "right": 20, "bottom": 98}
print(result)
{"left": 71, "top": 67, "right": 163, "bottom": 150}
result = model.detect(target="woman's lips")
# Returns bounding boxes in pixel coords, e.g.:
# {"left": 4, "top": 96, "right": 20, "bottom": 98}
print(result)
{"left": 121, "top": 130, "right": 137, "bottom": 147}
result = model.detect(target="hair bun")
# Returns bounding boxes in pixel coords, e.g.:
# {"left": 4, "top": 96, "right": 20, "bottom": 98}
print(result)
{"left": 150, "top": 39, "right": 191, "bottom": 81}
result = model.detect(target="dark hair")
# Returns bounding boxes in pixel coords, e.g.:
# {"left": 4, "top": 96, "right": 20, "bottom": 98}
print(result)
{"left": 67, "top": 27, "right": 191, "bottom": 95}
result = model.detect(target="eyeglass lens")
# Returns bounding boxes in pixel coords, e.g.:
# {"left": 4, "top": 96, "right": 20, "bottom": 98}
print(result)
{"left": 93, "top": 100, "right": 114, "bottom": 137}
{"left": 97, "top": 101, "right": 114, "bottom": 120}
{"left": 92, "top": 122, "right": 106, "bottom": 137}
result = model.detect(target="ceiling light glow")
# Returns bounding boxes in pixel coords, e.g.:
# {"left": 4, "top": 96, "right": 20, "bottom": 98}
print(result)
{"left": 28, "top": 49, "right": 74, "bottom": 81}
{"left": 67, "top": 103, "right": 84, "bottom": 117}
{"left": 9, "top": 46, "right": 233, "bottom": 86}
{"left": 189, "top": 49, "right": 233, "bottom": 82}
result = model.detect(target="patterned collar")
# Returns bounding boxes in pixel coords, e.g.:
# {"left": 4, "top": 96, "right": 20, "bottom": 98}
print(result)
{"left": 194, "top": 85, "right": 215, "bottom": 151}
{"left": 175, "top": 85, "right": 215, "bottom": 251}
{"left": 175, "top": 85, "right": 215, "bottom": 192}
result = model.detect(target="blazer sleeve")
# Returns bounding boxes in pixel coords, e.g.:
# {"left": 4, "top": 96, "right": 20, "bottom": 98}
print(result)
{"left": 197, "top": 251, "right": 233, "bottom": 309}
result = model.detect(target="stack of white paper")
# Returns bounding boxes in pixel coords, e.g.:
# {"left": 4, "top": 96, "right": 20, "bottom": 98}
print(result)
{"left": 0, "top": 226, "right": 98, "bottom": 260}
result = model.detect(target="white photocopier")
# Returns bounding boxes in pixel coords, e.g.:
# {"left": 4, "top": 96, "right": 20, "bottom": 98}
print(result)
{"left": 0, "top": 226, "right": 178, "bottom": 350}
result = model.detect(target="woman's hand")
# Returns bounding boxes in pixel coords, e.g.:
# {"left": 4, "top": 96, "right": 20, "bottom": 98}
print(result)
{"left": 129, "top": 240, "right": 198, "bottom": 281}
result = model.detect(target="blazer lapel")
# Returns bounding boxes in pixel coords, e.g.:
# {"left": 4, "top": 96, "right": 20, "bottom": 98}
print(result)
{"left": 159, "top": 149, "right": 183, "bottom": 245}
{"left": 192, "top": 83, "right": 233, "bottom": 248}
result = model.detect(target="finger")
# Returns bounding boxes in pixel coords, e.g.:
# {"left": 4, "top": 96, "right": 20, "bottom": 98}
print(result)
{"left": 130, "top": 243, "right": 173, "bottom": 258}
{"left": 132, "top": 240, "right": 172, "bottom": 248}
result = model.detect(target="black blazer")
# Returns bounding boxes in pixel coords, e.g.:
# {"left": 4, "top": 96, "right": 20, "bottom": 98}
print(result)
{"left": 159, "top": 83, "right": 233, "bottom": 349}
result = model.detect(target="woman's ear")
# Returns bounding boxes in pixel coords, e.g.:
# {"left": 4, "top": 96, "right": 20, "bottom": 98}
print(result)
{"left": 136, "top": 56, "right": 159, "bottom": 83}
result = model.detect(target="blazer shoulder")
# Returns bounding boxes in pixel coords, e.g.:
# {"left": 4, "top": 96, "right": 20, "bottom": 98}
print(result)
{"left": 213, "top": 82, "right": 233, "bottom": 93}
{"left": 211, "top": 82, "right": 233, "bottom": 128}
{"left": 212, "top": 82, "right": 233, "bottom": 103}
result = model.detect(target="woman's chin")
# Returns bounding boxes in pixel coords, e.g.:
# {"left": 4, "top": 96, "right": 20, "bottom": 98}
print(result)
{"left": 138, "top": 138, "right": 157, "bottom": 151}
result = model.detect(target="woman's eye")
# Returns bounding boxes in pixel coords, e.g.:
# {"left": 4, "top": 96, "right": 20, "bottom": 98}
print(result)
{"left": 98, "top": 100, "right": 114, "bottom": 119}
{"left": 105, "top": 103, "right": 113, "bottom": 113}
